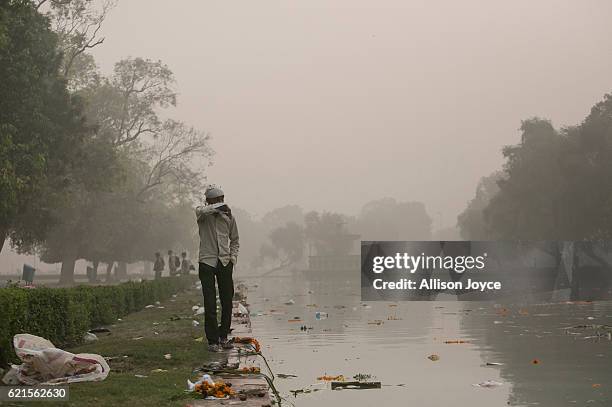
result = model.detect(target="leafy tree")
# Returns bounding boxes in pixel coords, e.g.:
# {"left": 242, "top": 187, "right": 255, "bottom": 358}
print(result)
{"left": 268, "top": 222, "right": 304, "bottom": 265}
{"left": 356, "top": 197, "right": 432, "bottom": 240}
{"left": 457, "top": 171, "right": 503, "bottom": 239}
{"left": 0, "top": 0, "right": 88, "bottom": 253}
{"left": 304, "top": 211, "right": 356, "bottom": 256}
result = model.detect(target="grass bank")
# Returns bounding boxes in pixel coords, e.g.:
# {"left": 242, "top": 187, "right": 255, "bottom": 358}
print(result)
{"left": 5, "top": 281, "right": 220, "bottom": 407}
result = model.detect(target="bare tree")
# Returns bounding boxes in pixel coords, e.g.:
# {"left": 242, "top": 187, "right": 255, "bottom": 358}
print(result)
{"left": 41, "top": 0, "right": 117, "bottom": 87}
{"left": 138, "top": 120, "right": 212, "bottom": 201}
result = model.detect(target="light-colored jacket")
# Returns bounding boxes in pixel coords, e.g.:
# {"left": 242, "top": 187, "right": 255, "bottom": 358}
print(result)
{"left": 195, "top": 203, "right": 239, "bottom": 267}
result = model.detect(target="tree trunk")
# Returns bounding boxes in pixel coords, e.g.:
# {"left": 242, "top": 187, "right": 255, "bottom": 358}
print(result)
{"left": 92, "top": 260, "right": 99, "bottom": 282}
{"left": 105, "top": 262, "right": 114, "bottom": 283}
{"left": 116, "top": 261, "right": 127, "bottom": 280}
{"left": 59, "top": 255, "right": 77, "bottom": 286}
{"left": 0, "top": 227, "right": 7, "bottom": 254}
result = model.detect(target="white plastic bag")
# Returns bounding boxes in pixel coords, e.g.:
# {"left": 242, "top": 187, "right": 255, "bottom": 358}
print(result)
{"left": 5, "top": 334, "right": 110, "bottom": 385}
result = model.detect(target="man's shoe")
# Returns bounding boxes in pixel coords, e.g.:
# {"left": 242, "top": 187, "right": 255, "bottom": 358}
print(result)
{"left": 219, "top": 337, "right": 234, "bottom": 349}
{"left": 207, "top": 344, "right": 221, "bottom": 352}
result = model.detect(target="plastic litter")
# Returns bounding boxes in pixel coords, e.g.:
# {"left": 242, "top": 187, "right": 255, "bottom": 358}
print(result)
{"left": 164, "top": 354, "right": 172, "bottom": 360}
{"left": 2, "top": 334, "right": 109, "bottom": 385}
{"left": 192, "top": 320, "right": 200, "bottom": 327}
{"left": 315, "top": 311, "right": 328, "bottom": 320}
{"left": 195, "top": 307, "right": 205, "bottom": 315}
{"left": 473, "top": 380, "right": 503, "bottom": 388}
{"left": 83, "top": 332, "right": 98, "bottom": 342}
{"left": 285, "top": 299, "right": 295, "bottom": 305}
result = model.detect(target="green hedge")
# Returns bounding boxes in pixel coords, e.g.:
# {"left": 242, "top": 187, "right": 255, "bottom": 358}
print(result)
{"left": 0, "top": 276, "right": 196, "bottom": 367}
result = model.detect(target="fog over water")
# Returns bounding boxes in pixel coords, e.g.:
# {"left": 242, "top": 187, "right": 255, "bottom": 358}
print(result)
{"left": 90, "top": 0, "right": 612, "bottom": 223}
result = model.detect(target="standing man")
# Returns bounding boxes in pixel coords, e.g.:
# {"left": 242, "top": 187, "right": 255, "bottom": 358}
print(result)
{"left": 196, "top": 186, "right": 239, "bottom": 352}
{"left": 180, "top": 251, "right": 192, "bottom": 275}
{"left": 153, "top": 252, "right": 165, "bottom": 279}
{"left": 168, "top": 250, "right": 179, "bottom": 276}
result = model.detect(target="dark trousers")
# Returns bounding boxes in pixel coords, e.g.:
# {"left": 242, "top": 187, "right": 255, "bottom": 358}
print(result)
{"left": 199, "top": 261, "right": 234, "bottom": 344}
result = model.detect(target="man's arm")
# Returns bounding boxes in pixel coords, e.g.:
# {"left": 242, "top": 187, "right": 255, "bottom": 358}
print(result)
{"left": 195, "top": 203, "right": 225, "bottom": 221}
{"left": 229, "top": 217, "right": 239, "bottom": 265}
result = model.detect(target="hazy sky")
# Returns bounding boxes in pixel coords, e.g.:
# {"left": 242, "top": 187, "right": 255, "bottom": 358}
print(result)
{"left": 92, "top": 0, "right": 612, "bottom": 228}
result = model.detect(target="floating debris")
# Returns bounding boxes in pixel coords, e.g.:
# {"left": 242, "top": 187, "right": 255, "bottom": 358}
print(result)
{"left": 427, "top": 354, "right": 440, "bottom": 361}
{"left": 318, "top": 375, "right": 345, "bottom": 381}
{"left": 473, "top": 380, "right": 503, "bottom": 388}
{"left": 444, "top": 340, "right": 470, "bottom": 344}
{"left": 331, "top": 381, "right": 381, "bottom": 390}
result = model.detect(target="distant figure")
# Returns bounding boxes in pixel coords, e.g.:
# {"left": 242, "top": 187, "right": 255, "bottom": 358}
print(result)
{"left": 153, "top": 252, "right": 165, "bottom": 279}
{"left": 168, "top": 250, "right": 180, "bottom": 276}
{"left": 195, "top": 186, "right": 240, "bottom": 352}
{"left": 180, "top": 251, "right": 193, "bottom": 275}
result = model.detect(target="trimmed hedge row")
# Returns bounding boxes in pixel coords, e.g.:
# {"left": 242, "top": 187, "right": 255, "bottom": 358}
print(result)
{"left": 0, "top": 276, "right": 196, "bottom": 367}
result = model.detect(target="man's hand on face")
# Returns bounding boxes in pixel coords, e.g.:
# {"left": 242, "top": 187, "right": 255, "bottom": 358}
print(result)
{"left": 218, "top": 204, "right": 232, "bottom": 217}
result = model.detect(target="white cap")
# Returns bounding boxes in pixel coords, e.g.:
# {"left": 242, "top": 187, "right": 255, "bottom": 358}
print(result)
{"left": 205, "top": 186, "right": 224, "bottom": 199}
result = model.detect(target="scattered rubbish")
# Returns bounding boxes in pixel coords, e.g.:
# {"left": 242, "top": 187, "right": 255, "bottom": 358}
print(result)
{"left": 89, "top": 327, "right": 111, "bottom": 334}
{"left": 145, "top": 304, "right": 155, "bottom": 309}
{"left": 152, "top": 322, "right": 159, "bottom": 326}
{"left": 285, "top": 299, "right": 296, "bottom": 305}
{"left": 192, "top": 320, "right": 200, "bottom": 327}
{"left": 164, "top": 354, "right": 172, "bottom": 360}
{"left": 134, "top": 374, "right": 148, "bottom": 378}
{"left": 288, "top": 318, "right": 302, "bottom": 322}
{"left": 277, "top": 373, "right": 298, "bottom": 379}
{"left": 157, "top": 306, "right": 165, "bottom": 309}
{"left": 427, "top": 354, "right": 440, "bottom": 361}
{"left": 192, "top": 305, "right": 200, "bottom": 311}
{"left": 331, "top": 381, "right": 381, "bottom": 390}
{"left": 300, "top": 325, "right": 313, "bottom": 331}
{"left": 592, "top": 383, "right": 602, "bottom": 389}
{"left": 531, "top": 359, "right": 541, "bottom": 365}
{"left": 317, "top": 375, "right": 345, "bottom": 381}
{"left": 444, "top": 340, "right": 470, "bottom": 344}
{"left": 473, "top": 380, "right": 503, "bottom": 388}
{"left": 387, "top": 316, "right": 402, "bottom": 320}
{"left": 155, "top": 301, "right": 161, "bottom": 306}
{"left": 151, "top": 369, "right": 168, "bottom": 373}
{"left": 83, "top": 332, "right": 98, "bottom": 342}
{"left": 353, "top": 373, "right": 374, "bottom": 381}
{"left": 132, "top": 336, "right": 144, "bottom": 341}
{"left": 188, "top": 374, "right": 234, "bottom": 399}
{"left": 172, "top": 294, "right": 177, "bottom": 298}
{"left": 238, "top": 303, "right": 249, "bottom": 315}
{"left": 485, "top": 362, "right": 503, "bottom": 366}
{"left": 3, "top": 334, "right": 109, "bottom": 385}
{"left": 368, "top": 320, "right": 383, "bottom": 325}
{"left": 315, "top": 311, "right": 328, "bottom": 320}
{"left": 233, "top": 337, "right": 261, "bottom": 352}
{"left": 240, "top": 366, "right": 260, "bottom": 373}
{"left": 194, "top": 337, "right": 204, "bottom": 343}
{"left": 194, "top": 307, "right": 205, "bottom": 315}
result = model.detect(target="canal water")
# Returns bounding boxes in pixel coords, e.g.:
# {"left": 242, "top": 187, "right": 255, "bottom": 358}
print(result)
{"left": 246, "top": 269, "right": 611, "bottom": 407}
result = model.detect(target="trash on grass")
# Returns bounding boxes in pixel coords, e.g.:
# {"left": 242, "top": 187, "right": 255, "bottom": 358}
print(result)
{"left": 2, "top": 334, "right": 109, "bottom": 385}
{"left": 83, "top": 332, "right": 98, "bottom": 342}
{"left": 285, "top": 299, "right": 296, "bottom": 305}
{"left": 192, "top": 320, "right": 200, "bottom": 327}
{"left": 164, "top": 354, "right": 172, "bottom": 360}
{"left": 151, "top": 369, "right": 168, "bottom": 373}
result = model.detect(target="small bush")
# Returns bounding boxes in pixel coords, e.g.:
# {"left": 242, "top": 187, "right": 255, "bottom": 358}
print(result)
{"left": 0, "top": 276, "right": 195, "bottom": 367}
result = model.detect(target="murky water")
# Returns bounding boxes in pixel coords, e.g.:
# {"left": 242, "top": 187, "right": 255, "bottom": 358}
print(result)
{"left": 245, "top": 269, "right": 611, "bottom": 407}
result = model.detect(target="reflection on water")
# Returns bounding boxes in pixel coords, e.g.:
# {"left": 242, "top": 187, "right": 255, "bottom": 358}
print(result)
{"left": 246, "top": 269, "right": 611, "bottom": 407}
